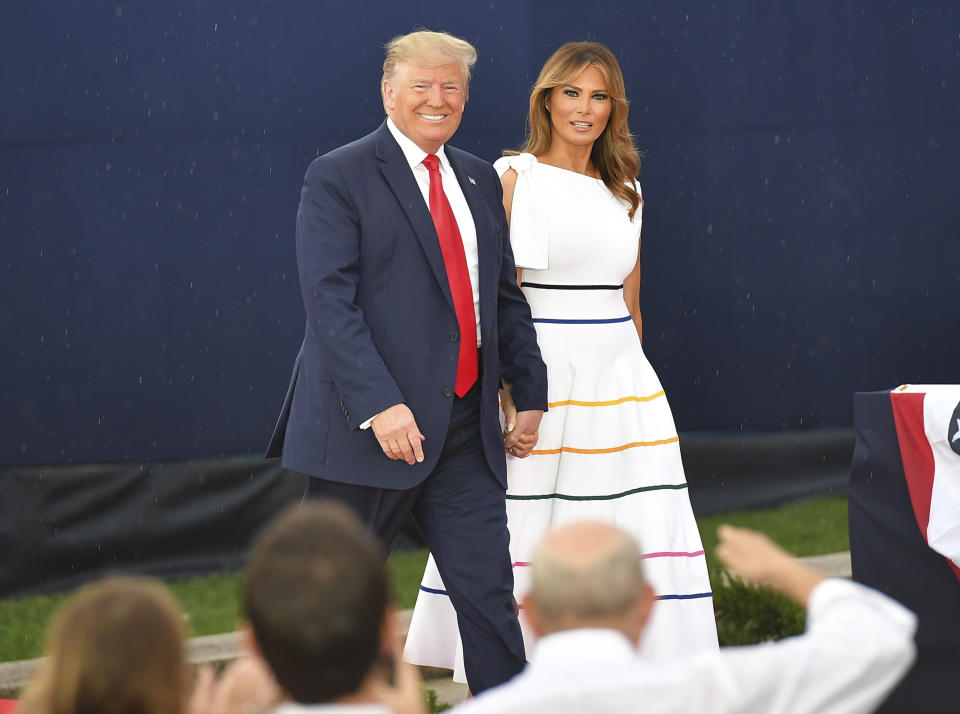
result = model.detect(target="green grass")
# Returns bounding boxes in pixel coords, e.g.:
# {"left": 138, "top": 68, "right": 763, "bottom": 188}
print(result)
{"left": 0, "top": 574, "right": 247, "bottom": 663}
{"left": 699, "top": 495, "right": 849, "bottom": 646}
{"left": 0, "top": 495, "right": 848, "bottom": 663}
{"left": 698, "top": 495, "right": 849, "bottom": 572}
{"left": 0, "top": 590, "right": 71, "bottom": 663}
{"left": 388, "top": 547, "right": 431, "bottom": 611}
{"left": 171, "top": 572, "right": 246, "bottom": 636}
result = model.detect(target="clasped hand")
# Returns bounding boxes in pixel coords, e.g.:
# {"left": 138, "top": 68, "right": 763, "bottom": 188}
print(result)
{"left": 501, "top": 384, "right": 543, "bottom": 457}
{"left": 370, "top": 387, "right": 544, "bottom": 464}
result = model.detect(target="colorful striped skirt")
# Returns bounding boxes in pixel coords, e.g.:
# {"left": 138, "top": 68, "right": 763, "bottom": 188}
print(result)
{"left": 403, "top": 286, "right": 718, "bottom": 680}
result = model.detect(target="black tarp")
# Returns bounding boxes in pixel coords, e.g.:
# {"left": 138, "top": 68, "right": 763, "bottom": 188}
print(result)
{"left": 0, "top": 457, "right": 300, "bottom": 599}
{"left": 1, "top": 429, "right": 852, "bottom": 599}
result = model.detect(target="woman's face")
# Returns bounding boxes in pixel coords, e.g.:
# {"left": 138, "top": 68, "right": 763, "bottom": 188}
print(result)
{"left": 545, "top": 65, "right": 612, "bottom": 150}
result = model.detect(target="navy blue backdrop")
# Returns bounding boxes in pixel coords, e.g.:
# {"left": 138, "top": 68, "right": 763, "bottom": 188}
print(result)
{"left": 2, "top": 2, "right": 958, "bottom": 466}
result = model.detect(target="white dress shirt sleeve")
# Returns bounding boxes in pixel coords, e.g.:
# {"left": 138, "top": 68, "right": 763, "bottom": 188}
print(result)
{"left": 453, "top": 578, "right": 916, "bottom": 714}
{"left": 703, "top": 578, "right": 917, "bottom": 714}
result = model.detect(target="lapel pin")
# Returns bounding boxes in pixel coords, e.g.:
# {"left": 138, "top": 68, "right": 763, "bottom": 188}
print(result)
{"left": 468, "top": 176, "right": 477, "bottom": 186}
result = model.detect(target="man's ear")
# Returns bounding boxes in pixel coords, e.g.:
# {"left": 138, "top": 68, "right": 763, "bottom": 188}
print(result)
{"left": 521, "top": 593, "right": 544, "bottom": 637}
{"left": 634, "top": 583, "right": 657, "bottom": 639}
{"left": 380, "top": 603, "right": 398, "bottom": 651}
{"left": 638, "top": 583, "right": 655, "bottom": 628}
{"left": 382, "top": 79, "right": 396, "bottom": 111}
{"left": 239, "top": 622, "right": 264, "bottom": 659}
{"left": 622, "top": 583, "right": 656, "bottom": 647}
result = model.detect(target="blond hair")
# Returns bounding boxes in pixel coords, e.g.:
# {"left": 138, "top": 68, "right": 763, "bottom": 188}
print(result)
{"left": 18, "top": 577, "right": 190, "bottom": 714}
{"left": 531, "top": 522, "right": 645, "bottom": 628}
{"left": 511, "top": 42, "right": 642, "bottom": 218}
{"left": 382, "top": 30, "right": 478, "bottom": 93}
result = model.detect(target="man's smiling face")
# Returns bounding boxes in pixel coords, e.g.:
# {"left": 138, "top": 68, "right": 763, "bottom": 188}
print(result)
{"left": 382, "top": 62, "right": 466, "bottom": 154}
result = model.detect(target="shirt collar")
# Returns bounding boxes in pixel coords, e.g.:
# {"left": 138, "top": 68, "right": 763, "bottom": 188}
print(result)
{"left": 529, "top": 628, "right": 639, "bottom": 671}
{"left": 386, "top": 117, "right": 453, "bottom": 174}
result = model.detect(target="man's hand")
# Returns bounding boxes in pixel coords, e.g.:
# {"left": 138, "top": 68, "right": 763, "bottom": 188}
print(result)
{"left": 371, "top": 639, "right": 428, "bottom": 714}
{"left": 716, "top": 524, "right": 825, "bottom": 607}
{"left": 188, "top": 664, "right": 215, "bottom": 714}
{"left": 206, "top": 655, "right": 281, "bottom": 714}
{"left": 500, "top": 383, "right": 518, "bottom": 435}
{"left": 505, "top": 409, "right": 543, "bottom": 458}
{"left": 372, "top": 404, "right": 425, "bottom": 465}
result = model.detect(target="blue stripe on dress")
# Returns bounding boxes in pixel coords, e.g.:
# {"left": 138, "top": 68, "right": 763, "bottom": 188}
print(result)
{"left": 532, "top": 316, "right": 632, "bottom": 325}
{"left": 419, "top": 585, "right": 448, "bottom": 596}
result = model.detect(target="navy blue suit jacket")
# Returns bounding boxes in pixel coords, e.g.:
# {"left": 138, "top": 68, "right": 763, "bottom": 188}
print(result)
{"left": 267, "top": 121, "right": 547, "bottom": 490}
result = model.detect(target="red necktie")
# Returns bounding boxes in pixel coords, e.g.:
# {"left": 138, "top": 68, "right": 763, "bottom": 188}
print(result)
{"left": 422, "top": 154, "right": 478, "bottom": 397}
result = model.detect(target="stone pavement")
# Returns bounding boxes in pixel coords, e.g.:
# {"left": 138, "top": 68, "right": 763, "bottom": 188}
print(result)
{"left": 0, "top": 550, "right": 852, "bottom": 703}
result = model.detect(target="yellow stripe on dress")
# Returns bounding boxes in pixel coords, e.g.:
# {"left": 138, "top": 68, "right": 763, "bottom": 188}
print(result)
{"left": 531, "top": 436, "right": 679, "bottom": 455}
{"left": 547, "top": 390, "right": 665, "bottom": 409}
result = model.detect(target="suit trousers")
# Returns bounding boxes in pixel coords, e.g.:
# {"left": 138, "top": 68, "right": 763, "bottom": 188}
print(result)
{"left": 302, "top": 382, "right": 526, "bottom": 693}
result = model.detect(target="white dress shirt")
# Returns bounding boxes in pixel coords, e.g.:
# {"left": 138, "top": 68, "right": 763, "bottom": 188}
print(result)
{"left": 359, "top": 119, "right": 484, "bottom": 430}
{"left": 385, "top": 117, "right": 481, "bottom": 347}
{"left": 454, "top": 578, "right": 917, "bottom": 714}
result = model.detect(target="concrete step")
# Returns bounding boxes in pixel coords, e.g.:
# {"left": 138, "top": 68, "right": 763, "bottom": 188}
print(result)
{"left": 797, "top": 551, "right": 851, "bottom": 578}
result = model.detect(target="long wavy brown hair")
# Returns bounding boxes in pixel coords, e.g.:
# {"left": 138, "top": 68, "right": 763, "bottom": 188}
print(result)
{"left": 510, "top": 42, "right": 642, "bottom": 218}
{"left": 18, "top": 577, "right": 191, "bottom": 714}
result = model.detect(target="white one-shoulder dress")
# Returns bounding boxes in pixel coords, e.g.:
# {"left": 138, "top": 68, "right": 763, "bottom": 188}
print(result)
{"left": 403, "top": 154, "right": 718, "bottom": 681}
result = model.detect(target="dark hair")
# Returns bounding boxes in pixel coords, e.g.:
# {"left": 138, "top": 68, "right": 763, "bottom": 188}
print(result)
{"left": 244, "top": 501, "right": 389, "bottom": 704}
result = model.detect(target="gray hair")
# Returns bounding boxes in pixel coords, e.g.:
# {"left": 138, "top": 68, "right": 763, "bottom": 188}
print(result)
{"left": 382, "top": 30, "right": 478, "bottom": 88}
{"left": 531, "top": 522, "right": 645, "bottom": 626}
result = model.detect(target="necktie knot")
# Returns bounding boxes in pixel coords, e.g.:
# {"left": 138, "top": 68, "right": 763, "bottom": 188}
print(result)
{"left": 422, "top": 154, "right": 440, "bottom": 173}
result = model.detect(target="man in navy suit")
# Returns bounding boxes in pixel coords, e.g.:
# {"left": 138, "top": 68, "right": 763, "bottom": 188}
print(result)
{"left": 267, "top": 30, "right": 547, "bottom": 693}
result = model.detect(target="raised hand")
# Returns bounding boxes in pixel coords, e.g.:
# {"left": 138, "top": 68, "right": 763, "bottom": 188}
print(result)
{"left": 371, "top": 635, "right": 428, "bottom": 714}
{"left": 715, "top": 524, "right": 825, "bottom": 606}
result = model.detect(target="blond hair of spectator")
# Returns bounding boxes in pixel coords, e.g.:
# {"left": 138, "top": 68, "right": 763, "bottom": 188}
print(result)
{"left": 526, "top": 521, "right": 653, "bottom": 637}
{"left": 18, "top": 576, "right": 191, "bottom": 714}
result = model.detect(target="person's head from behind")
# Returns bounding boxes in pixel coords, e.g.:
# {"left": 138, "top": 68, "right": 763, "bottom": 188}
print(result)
{"left": 244, "top": 501, "right": 390, "bottom": 704}
{"left": 19, "top": 576, "right": 189, "bottom": 714}
{"left": 380, "top": 29, "right": 478, "bottom": 154}
{"left": 524, "top": 521, "right": 654, "bottom": 645}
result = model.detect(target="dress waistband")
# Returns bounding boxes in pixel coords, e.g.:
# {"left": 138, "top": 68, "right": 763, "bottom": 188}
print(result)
{"left": 522, "top": 284, "right": 630, "bottom": 322}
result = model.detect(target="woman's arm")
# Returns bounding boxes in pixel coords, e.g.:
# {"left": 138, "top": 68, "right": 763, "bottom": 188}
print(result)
{"left": 497, "top": 166, "right": 538, "bottom": 454}
{"left": 499, "top": 168, "right": 523, "bottom": 287}
{"left": 622, "top": 239, "right": 642, "bottom": 341}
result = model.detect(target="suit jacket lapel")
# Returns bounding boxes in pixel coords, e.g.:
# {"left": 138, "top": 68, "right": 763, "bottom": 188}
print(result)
{"left": 448, "top": 150, "right": 496, "bottom": 342}
{"left": 374, "top": 122, "right": 454, "bottom": 311}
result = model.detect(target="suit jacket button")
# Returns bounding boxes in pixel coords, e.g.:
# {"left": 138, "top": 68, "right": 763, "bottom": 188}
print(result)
{"left": 449, "top": 332, "right": 459, "bottom": 342}
{"left": 443, "top": 387, "right": 453, "bottom": 397}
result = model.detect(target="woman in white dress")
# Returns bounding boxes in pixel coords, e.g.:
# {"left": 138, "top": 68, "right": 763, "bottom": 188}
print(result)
{"left": 404, "top": 42, "right": 718, "bottom": 681}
